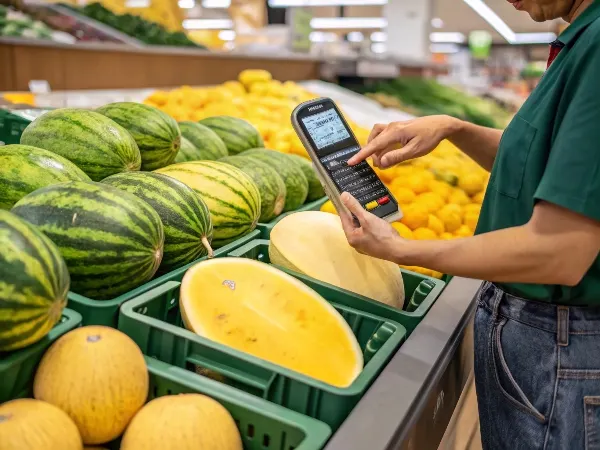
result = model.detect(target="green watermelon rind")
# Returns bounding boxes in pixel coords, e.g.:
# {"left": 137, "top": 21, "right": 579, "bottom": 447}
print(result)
{"left": 178, "top": 121, "right": 228, "bottom": 161}
{"left": 20, "top": 108, "right": 142, "bottom": 182}
{"left": 199, "top": 116, "right": 264, "bottom": 156}
{"left": 101, "top": 171, "right": 214, "bottom": 272}
{"left": 288, "top": 154, "right": 326, "bottom": 202}
{"left": 11, "top": 181, "right": 164, "bottom": 300}
{"left": 241, "top": 148, "right": 309, "bottom": 212}
{"left": 96, "top": 102, "right": 182, "bottom": 171}
{"left": 0, "top": 210, "right": 69, "bottom": 351}
{"left": 175, "top": 136, "right": 199, "bottom": 163}
{"left": 220, "top": 155, "right": 287, "bottom": 223}
{"left": 0, "top": 144, "right": 91, "bottom": 210}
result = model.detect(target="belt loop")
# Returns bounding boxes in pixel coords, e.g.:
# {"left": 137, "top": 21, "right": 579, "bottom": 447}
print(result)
{"left": 557, "top": 306, "right": 569, "bottom": 347}
{"left": 490, "top": 284, "right": 504, "bottom": 322}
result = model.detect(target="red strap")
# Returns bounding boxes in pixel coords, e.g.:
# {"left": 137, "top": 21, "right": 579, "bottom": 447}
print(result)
{"left": 547, "top": 44, "right": 562, "bottom": 68}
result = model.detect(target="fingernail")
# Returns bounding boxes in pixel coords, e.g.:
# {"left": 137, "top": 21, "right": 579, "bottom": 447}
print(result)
{"left": 347, "top": 158, "right": 355, "bottom": 166}
{"left": 341, "top": 192, "right": 350, "bottom": 202}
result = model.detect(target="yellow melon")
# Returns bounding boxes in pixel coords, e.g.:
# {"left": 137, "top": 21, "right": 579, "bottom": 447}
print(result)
{"left": 33, "top": 326, "right": 149, "bottom": 445}
{"left": 269, "top": 211, "right": 405, "bottom": 308}
{"left": 180, "top": 258, "right": 363, "bottom": 387}
{"left": 121, "top": 394, "right": 242, "bottom": 450}
{"left": 0, "top": 398, "right": 82, "bottom": 450}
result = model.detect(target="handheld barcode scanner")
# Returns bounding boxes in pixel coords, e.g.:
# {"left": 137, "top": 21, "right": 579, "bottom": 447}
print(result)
{"left": 291, "top": 97, "right": 401, "bottom": 223}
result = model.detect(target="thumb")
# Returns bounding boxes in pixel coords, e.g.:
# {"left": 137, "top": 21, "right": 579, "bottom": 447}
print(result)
{"left": 340, "top": 192, "right": 366, "bottom": 221}
{"left": 380, "top": 141, "right": 419, "bottom": 168}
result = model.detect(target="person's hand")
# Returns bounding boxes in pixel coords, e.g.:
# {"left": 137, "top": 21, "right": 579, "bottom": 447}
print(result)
{"left": 348, "top": 115, "right": 461, "bottom": 168}
{"left": 338, "top": 192, "right": 404, "bottom": 262}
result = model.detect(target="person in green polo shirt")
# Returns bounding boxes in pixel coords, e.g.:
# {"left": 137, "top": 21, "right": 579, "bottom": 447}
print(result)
{"left": 340, "top": 0, "right": 600, "bottom": 448}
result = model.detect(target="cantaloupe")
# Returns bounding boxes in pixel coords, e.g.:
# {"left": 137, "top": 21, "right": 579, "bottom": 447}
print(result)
{"left": 180, "top": 257, "right": 363, "bottom": 387}
{"left": 33, "top": 326, "right": 149, "bottom": 445}
{"left": 0, "top": 398, "right": 83, "bottom": 450}
{"left": 269, "top": 211, "right": 405, "bottom": 308}
{"left": 120, "top": 394, "right": 242, "bottom": 450}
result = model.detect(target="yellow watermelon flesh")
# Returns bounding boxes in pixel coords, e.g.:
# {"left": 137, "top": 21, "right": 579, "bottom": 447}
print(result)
{"left": 180, "top": 257, "right": 363, "bottom": 388}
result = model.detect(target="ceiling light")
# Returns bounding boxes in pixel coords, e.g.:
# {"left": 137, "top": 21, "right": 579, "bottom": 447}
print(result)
{"left": 178, "top": 0, "right": 195, "bottom": 8}
{"left": 125, "top": 0, "right": 150, "bottom": 7}
{"left": 309, "top": 31, "right": 338, "bottom": 43}
{"left": 512, "top": 32, "right": 556, "bottom": 44}
{"left": 269, "top": 0, "right": 386, "bottom": 5}
{"left": 463, "top": 0, "right": 515, "bottom": 41}
{"left": 430, "top": 43, "right": 461, "bottom": 54}
{"left": 202, "top": 0, "right": 231, "bottom": 7}
{"left": 370, "top": 31, "right": 387, "bottom": 42}
{"left": 218, "top": 30, "right": 236, "bottom": 41}
{"left": 182, "top": 19, "right": 233, "bottom": 29}
{"left": 347, "top": 31, "right": 364, "bottom": 42}
{"left": 371, "top": 42, "right": 387, "bottom": 54}
{"left": 431, "top": 17, "right": 444, "bottom": 29}
{"left": 430, "top": 32, "right": 466, "bottom": 43}
{"left": 311, "top": 18, "right": 387, "bottom": 29}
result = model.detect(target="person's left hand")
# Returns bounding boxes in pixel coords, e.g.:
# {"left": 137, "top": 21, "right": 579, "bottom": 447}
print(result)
{"left": 338, "top": 192, "right": 404, "bottom": 262}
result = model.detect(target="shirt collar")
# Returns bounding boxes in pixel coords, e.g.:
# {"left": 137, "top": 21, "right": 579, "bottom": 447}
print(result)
{"left": 558, "top": 0, "right": 600, "bottom": 46}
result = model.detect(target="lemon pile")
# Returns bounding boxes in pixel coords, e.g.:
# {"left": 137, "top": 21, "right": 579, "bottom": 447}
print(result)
{"left": 144, "top": 69, "right": 371, "bottom": 158}
{"left": 321, "top": 139, "right": 489, "bottom": 279}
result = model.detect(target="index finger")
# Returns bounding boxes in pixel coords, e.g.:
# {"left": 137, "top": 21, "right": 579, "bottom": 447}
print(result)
{"left": 347, "top": 128, "right": 398, "bottom": 166}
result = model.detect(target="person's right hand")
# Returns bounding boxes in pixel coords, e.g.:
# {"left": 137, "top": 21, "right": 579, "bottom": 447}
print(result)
{"left": 348, "top": 115, "right": 460, "bottom": 168}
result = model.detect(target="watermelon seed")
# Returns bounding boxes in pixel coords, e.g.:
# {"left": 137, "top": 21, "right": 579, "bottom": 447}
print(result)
{"left": 87, "top": 335, "right": 102, "bottom": 343}
{"left": 0, "top": 414, "right": 12, "bottom": 423}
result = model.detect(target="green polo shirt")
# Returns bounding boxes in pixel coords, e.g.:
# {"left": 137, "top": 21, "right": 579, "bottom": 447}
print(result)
{"left": 475, "top": 0, "right": 600, "bottom": 305}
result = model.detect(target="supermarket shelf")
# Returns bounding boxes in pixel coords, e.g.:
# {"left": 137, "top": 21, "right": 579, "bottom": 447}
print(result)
{"left": 326, "top": 276, "right": 481, "bottom": 450}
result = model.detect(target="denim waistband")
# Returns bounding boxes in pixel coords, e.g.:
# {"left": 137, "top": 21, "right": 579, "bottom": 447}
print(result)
{"left": 478, "top": 281, "right": 600, "bottom": 335}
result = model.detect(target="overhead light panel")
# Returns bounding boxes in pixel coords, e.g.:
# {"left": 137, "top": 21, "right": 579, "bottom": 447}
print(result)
{"left": 178, "top": 0, "right": 195, "bottom": 8}
{"left": 311, "top": 17, "right": 387, "bottom": 29}
{"left": 309, "top": 31, "right": 338, "bottom": 43}
{"left": 202, "top": 0, "right": 231, "bottom": 7}
{"left": 430, "top": 43, "right": 461, "bottom": 54}
{"left": 430, "top": 32, "right": 466, "bottom": 43}
{"left": 371, "top": 42, "right": 387, "bottom": 54}
{"left": 218, "top": 30, "right": 236, "bottom": 41}
{"left": 347, "top": 31, "right": 364, "bottom": 42}
{"left": 512, "top": 32, "right": 556, "bottom": 44}
{"left": 183, "top": 19, "right": 233, "bottom": 29}
{"left": 370, "top": 31, "right": 387, "bottom": 42}
{"left": 463, "top": 0, "right": 514, "bottom": 41}
{"left": 269, "top": 0, "right": 386, "bottom": 6}
{"left": 431, "top": 17, "right": 444, "bottom": 29}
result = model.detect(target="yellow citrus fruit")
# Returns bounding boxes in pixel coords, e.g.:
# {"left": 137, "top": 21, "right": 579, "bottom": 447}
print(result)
{"left": 472, "top": 191, "right": 485, "bottom": 204}
{"left": 458, "top": 173, "right": 485, "bottom": 196}
{"left": 464, "top": 211, "right": 479, "bottom": 231}
{"left": 435, "top": 204, "right": 462, "bottom": 232}
{"left": 431, "top": 271, "right": 444, "bottom": 279}
{"left": 463, "top": 203, "right": 481, "bottom": 217}
{"left": 414, "top": 192, "right": 445, "bottom": 214}
{"left": 427, "top": 214, "right": 445, "bottom": 235}
{"left": 392, "top": 222, "right": 413, "bottom": 239}
{"left": 449, "top": 188, "right": 471, "bottom": 206}
{"left": 320, "top": 200, "right": 337, "bottom": 215}
{"left": 454, "top": 225, "right": 473, "bottom": 238}
{"left": 406, "top": 173, "right": 431, "bottom": 195}
{"left": 428, "top": 179, "right": 452, "bottom": 201}
{"left": 400, "top": 265, "right": 435, "bottom": 277}
{"left": 413, "top": 227, "right": 438, "bottom": 240}
{"left": 440, "top": 232, "right": 454, "bottom": 240}
{"left": 420, "top": 170, "right": 435, "bottom": 182}
{"left": 400, "top": 203, "right": 429, "bottom": 230}
{"left": 391, "top": 185, "right": 416, "bottom": 204}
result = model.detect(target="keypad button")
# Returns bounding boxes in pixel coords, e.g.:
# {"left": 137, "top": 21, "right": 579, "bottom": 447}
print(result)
{"left": 365, "top": 201, "right": 378, "bottom": 210}
{"left": 377, "top": 196, "right": 390, "bottom": 205}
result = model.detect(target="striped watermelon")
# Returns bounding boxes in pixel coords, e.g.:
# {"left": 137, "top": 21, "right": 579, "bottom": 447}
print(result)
{"left": 0, "top": 145, "right": 91, "bottom": 210}
{"left": 220, "top": 155, "right": 286, "bottom": 222}
{"left": 174, "top": 137, "right": 198, "bottom": 163}
{"left": 156, "top": 161, "right": 260, "bottom": 248}
{"left": 102, "top": 172, "right": 214, "bottom": 272}
{"left": 177, "top": 122, "right": 228, "bottom": 161}
{"left": 20, "top": 108, "right": 141, "bottom": 182}
{"left": 288, "top": 154, "right": 325, "bottom": 202}
{"left": 241, "top": 149, "right": 308, "bottom": 212}
{"left": 12, "top": 181, "right": 164, "bottom": 300}
{"left": 96, "top": 102, "right": 181, "bottom": 171}
{"left": 199, "top": 116, "right": 263, "bottom": 155}
{"left": 0, "top": 210, "right": 69, "bottom": 351}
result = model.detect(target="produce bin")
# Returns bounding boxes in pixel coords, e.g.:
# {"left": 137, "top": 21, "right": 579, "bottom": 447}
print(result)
{"left": 67, "top": 229, "right": 260, "bottom": 327}
{"left": 229, "top": 239, "right": 445, "bottom": 335}
{"left": 0, "top": 308, "right": 82, "bottom": 402}
{"left": 118, "top": 280, "right": 407, "bottom": 430}
{"left": 118, "top": 357, "right": 332, "bottom": 450}
{"left": 257, "top": 197, "right": 327, "bottom": 239}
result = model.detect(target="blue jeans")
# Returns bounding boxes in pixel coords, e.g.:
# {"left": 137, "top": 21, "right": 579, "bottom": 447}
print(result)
{"left": 474, "top": 282, "right": 600, "bottom": 450}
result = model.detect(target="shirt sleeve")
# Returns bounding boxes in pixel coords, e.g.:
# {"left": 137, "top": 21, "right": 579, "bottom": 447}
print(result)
{"left": 534, "top": 40, "right": 600, "bottom": 222}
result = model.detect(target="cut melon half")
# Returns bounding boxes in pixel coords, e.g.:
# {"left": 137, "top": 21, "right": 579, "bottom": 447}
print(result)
{"left": 269, "top": 211, "right": 405, "bottom": 308}
{"left": 180, "top": 257, "right": 363, "bottom": 388}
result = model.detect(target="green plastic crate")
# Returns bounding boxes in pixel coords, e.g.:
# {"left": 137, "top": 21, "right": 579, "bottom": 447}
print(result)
{"left": 133, "top": 357, "right": 332, "bottom": 450}
{"left": 229, "top": 240, "right": 446, "bottom": 335}
{"left": 0, "top": 308, "right": 82, "bottom": 402}
{"left": 67, "top": 229, "right": 260, "bottom": 327}
{"left": 118, "top": 280, "right": 406, "bottom": 430}
{"left": 257, "top": 197, "right": 327, "bottom": 239}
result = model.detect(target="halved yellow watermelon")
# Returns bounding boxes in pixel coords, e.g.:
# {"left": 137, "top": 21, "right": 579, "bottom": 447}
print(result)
{"left": 180, "top": 257, "right": 363, "bottom": 388}
{"left": 269, "top": 211, "right": 405, "bottom": 308}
